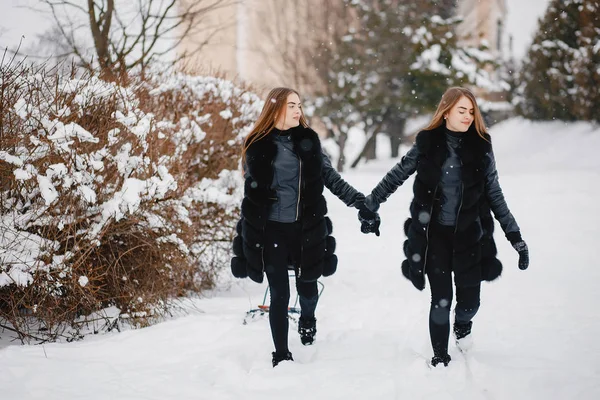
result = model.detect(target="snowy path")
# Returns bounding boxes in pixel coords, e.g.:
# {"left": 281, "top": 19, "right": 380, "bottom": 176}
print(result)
{"left": 1, "top": 118, "right": 600, "bottom": 399}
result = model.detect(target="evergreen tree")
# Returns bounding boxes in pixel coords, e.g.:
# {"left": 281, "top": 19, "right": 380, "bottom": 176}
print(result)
{"left": 518, "top": 0, "right": 600, "bottom": 122}
{"left": 571, "top": 0, "right": 600, "bottom": 121}
{"left": 316, "top": 0, "right": 497, "bottom": 166}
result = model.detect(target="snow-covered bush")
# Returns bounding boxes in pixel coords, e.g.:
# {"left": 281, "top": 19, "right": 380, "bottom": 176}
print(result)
{"left": 0, "top": 61, "right": 262, "bottom": 341}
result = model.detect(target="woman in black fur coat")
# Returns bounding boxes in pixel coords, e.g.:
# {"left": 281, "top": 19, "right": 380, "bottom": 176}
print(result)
{"left": 231, "top": 87, "right": 378, "bottom": 367}
{"left": 362, "top": 87, "right": 530, "bottom": 367}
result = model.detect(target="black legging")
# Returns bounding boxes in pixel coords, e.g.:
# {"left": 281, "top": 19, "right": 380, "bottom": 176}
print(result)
{"left": 426, "top": 223, "right": 481, "bottom": 357}
{"left": 263, "top": 221, "right": 319, "bottom": 354}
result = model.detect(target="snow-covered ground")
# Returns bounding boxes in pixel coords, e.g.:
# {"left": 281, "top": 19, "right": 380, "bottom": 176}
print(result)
{"left": 1, "top": 117, "right": 599, "bottom": 399}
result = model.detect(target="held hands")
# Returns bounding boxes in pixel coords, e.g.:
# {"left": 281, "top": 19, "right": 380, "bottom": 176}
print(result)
{"left": 357, "top": 205, "right": 381, "bottom": 236}
{"left": 507, "top": 231, "right": 529, "bottom": 270}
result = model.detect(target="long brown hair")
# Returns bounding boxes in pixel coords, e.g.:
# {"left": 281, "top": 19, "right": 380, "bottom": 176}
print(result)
{"left": 423, "top": 87, "right": 488, "bottom": 141}
{"left": 242, "top": 87, "right": 309, "bottom": 164}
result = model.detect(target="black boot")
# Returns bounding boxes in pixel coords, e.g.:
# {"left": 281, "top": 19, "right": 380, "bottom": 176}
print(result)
{"left": 431, "top": 353, "right": 451, "bottom": 367}
{"left": 454, "top": 321, "right": 473, "bottom": 352}
{"left": 298, "top": 316, "right": 317, "bottom": 345}
{"left": 272, "top": 351, "right": 293, "bottom": 367}
{"left": 453, "top": 321, "right": 472, "bottom": 340}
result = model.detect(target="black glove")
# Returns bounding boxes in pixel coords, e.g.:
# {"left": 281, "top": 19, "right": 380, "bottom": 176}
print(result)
{"left": 512, "top": 241, "right": 529, "bottom": 270}
{"left": 507, "top": 231, "right": 529, "bottom": 270}
{"left": 358, "top": 206, "right": 381, "bottom": 236}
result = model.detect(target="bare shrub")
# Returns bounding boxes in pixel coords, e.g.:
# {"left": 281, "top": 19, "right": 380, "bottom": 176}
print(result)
{"left": 0, "top": 59, "right": 261, "bottom": 342}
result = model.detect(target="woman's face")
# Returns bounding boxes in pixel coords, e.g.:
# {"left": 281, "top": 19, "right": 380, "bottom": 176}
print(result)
{"left": 276, "top": 92, "right": 302, "bottom": 130}
{"left": 445, "top": 95, "right": 474, "bottom": 132}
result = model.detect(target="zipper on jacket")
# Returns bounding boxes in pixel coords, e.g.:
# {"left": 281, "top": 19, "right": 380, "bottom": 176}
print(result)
{"left": 297, "top": 156, "right": 305, "bottom": 279}
{"left": 454, "top": 184, "right": 464, "bottom": 235}
{"left": 295, "top": 157, "right": 302, "bottom": 221}
{"left": 422, "top": 185, "right": 439, "bottom": 277}
{"left": 453, "top": 157, "right": 464, "bottom": 236}
{"left": 452, "top": 159, "right": 464, "bottom": 265}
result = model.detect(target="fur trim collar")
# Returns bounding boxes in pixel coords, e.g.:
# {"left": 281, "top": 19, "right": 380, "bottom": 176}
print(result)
{"left": 416, "top": 124, "right": 492, "bottom": 166}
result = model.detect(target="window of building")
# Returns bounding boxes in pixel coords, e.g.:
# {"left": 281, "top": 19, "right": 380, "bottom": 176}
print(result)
{"left": 497, "top": 20, "right": 503, "bottom": 52}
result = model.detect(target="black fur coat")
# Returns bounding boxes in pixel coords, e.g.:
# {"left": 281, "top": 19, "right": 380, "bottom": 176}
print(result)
{"left": 402, "top": 126, "right": 503, "bottom": 290}
{"left": 231, "top": 126, "right": 337, "bottom": 283}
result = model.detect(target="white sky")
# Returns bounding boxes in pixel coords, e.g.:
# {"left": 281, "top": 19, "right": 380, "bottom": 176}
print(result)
{"left": 0, "top": 0, "right": 49, "bottom": 53}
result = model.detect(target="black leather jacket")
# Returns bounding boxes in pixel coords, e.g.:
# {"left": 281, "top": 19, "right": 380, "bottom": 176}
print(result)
{"left": 366, "top": 137, "right": 519, "bottom": 235}
{"left": 251, "top": 130, "right": 363, "bottom": 223}
{"left": 437, "top": 131, "right": 463, "bottom": 225}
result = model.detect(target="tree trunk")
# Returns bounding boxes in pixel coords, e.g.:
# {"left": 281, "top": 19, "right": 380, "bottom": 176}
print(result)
{"left": 350, "top": 126, "right": 380, "bottom": 169}
{"left": 336, "top": 128, "right": 348, "bottom": 172}
{"left": 365, "top": 132, "right": 377, "bottom": 160}
{"left": 87, "top": 0, "right": 114, "bottom": 74}
{"left": 388, "top": 118, "right": 406, "bottom": 158}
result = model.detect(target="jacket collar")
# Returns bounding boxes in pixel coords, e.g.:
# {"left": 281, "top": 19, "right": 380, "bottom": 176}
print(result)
{"left": 418, "top": 124, "right": 491, "bottom": 167}
{"left": 244, "top": 125, "right": 322, "bottom": 187}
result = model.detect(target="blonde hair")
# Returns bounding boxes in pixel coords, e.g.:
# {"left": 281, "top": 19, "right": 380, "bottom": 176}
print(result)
{"left": 423, "top": 87, "right": 488, "bottom": 141}
{"left": 242, "top": 87, "right": 309, "bottom": 164}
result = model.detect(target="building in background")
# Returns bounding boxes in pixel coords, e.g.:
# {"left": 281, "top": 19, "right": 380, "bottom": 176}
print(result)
{"left": 178, "top": 0, "right": 511, "bottom": 100}
{"left": 178, "top": 0, "right": 336, "bottom": 97}
{"left": 456, "top": 0, "right": 508, "bottom": 59}
{"left": 455, "top": 0, "right": 513, "bottom": 103}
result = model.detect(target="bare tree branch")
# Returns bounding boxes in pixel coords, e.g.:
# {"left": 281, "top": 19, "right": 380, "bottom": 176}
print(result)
{"left": 34, "top": 0, "right": 236, "bottom": 76}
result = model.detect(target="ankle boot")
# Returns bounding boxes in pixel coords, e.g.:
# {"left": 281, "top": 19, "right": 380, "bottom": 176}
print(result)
{"left": 298, "top": 316, "right": 317, "bottom": 345}
{"left": 272, "top": 351, "right": 293, "bottom": 367}
{"left": 453, "top": 321, "right": 472, "bottom": 340}
{"left": 431, "top": 353, "right": 451, "bottom": 367}
{"left": 454, "top": 321, "right": 474, "bottom": 352}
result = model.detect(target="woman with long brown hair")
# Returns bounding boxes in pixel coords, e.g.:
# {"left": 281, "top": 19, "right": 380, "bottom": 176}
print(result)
{"left": 362, "top": 87, "right": 529, "bottom": 367}
{"left": 231, "top": 87, "right": 379, "bottom": 367}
